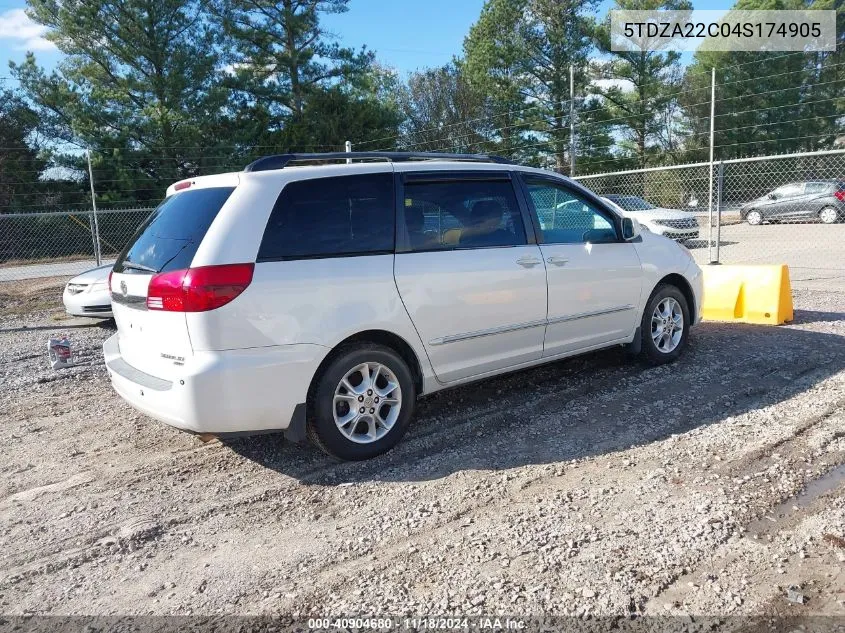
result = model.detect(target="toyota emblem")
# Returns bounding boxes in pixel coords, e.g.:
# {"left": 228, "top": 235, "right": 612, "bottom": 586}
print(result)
{"left": 120, "top": 280, "right": 128, "bottom": 296}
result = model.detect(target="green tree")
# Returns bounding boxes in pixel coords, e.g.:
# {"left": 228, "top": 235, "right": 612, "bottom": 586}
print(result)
{"left": 681, "top": 0, "right": 843, "bottom": 160}
{"left": 463, "top": 0, "right": 601, "bottom": 171}
{"left": 593, "top": 0, "right": 692, "bottom": 168}
{"left": 11, "top": 0, "right": 233, "bottom": 202}
{"left": 0, "top": 88, "right": 45, "bottom": 211}
{"left": 517, "top": 0, "right": 600, "bottom": 171}
{"left": 571, "top": 95, "right": 623, "bottom": 174}
{"left": 395, "top": 63, "right": 494, "bottom": 153}
{"left": 218, "top": 0, "right": 374, "bottom": 123}
{"left": 276, "top": 87, "right": 402, "bottom": 152}
{"left": 462, "top": 0, "right": 528, "bottom": 155}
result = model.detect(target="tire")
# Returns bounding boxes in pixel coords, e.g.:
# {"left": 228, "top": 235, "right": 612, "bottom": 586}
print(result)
{"left": 307, "top": 343, "right": 416, "bottom": 461}
{"left": 640, "top": 284, "right": 691, "bottom": 365}
{"left": 745, "top": 210, "right": 762, "bottom": 226}
{"left": 819, "top": 206, "right": 839, "bottom": 225}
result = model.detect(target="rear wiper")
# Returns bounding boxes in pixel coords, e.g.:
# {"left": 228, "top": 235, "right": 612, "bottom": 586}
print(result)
{"left": 121, "top": 262, "right": 158, "bottom": 274}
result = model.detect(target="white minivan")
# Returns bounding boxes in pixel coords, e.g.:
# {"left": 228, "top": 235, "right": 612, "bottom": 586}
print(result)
{"left": 104, "top": 152, "right": 703, "bottom": 460}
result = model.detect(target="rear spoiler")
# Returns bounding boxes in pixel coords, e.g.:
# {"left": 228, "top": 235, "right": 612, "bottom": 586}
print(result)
{"left": 165, "top": 173, "right": 240, "bottom": 197}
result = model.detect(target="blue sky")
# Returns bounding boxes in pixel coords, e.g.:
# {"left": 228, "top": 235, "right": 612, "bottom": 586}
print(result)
{"left": 0, "top": 0, "right": 735, "bottom": 86}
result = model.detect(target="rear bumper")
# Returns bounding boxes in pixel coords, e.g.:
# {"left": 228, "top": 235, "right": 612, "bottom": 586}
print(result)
{"left": 103, "top": 333, "right": 327, "bottom": 434}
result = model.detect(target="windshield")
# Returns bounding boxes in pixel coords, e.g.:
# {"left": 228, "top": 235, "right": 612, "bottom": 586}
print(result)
{"left": 113, "top": 187, "right": 235, "bottom": 274}
{"left": 606, "top": 195, "right": 655, "bottom": 211}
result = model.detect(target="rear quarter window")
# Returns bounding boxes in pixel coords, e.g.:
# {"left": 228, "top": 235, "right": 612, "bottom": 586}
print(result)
{"left": 805, "top": 182, "right": 833, "bottom": 194}
{"left": 258, "top": 173, "right": 394, "bottom": 260}
{"left": 114, "top": 187, "right": 235, "bottom": 274}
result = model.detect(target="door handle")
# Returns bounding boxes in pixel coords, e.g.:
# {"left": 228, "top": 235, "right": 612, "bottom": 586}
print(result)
{"left": 547, "top": 256, "right": 569, "bottom": 266}
{"left": 516, "top": 256, "right": 541, "bottom": 267}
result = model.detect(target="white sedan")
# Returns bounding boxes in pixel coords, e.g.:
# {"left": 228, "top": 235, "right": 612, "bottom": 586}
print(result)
{"left": 602, "top": 195, "right": 700, "bottom": 241}
{"left": 62, "top": 265, "right": 113, "bottom": 318}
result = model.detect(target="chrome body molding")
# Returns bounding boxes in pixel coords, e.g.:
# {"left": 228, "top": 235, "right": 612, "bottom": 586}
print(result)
{"left": 546, "top": 304, "right": 635, "bottom": 326}
{"left": 428, "top": 305, "right": 635, "bottom": 346}
{"left": 428, "top": 318, "right": 547, "bottom": 346}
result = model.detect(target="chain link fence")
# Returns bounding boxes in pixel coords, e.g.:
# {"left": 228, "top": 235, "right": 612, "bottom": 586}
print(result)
{"left": 0, "top": 207, "right": 153, "bottom": 284}
{"left": 1, "top": 148, "right": 844, "bottom": 293}
{"left": 575, "top": 149, "right": 845, "bottom": 290}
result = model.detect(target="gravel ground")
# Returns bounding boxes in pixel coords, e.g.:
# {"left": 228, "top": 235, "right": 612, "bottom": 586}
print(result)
{"left": 1, "top": 283, "right": 844, "bottom": 619}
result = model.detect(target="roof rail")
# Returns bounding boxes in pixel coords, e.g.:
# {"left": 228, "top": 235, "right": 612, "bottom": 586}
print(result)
{"left": 243, "top": 151, "right": 513, "bottom": 172}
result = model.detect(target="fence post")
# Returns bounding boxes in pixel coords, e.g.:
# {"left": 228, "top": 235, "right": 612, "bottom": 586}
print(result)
{"left": 86, "top": 149, "right": 102, "bottom": 266}
{"left": 345, "top": 140, "right": 352, "bottom": 164}
{"left": 569, "top": 64, "right": 576, "bottom": 177}
{"left": 707, "top": 67, "right": 716, "bottom": 264}
{"left": 714, "top": 160, "right": 724, "bottom": 264}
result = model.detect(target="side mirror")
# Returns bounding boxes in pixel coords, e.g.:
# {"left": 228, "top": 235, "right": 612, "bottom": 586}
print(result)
{"left": 768, "top": 193, "right": 778, "bottom": 200}
{"left": 621, "top": 217, "right": 641, "bottom": 241}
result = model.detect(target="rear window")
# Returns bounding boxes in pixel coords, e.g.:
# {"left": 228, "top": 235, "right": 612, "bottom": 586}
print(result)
{"left": 114, "top": 187, "right": 235, "bottom": 274}
{"left": 258, "top": 173, "right": 394, "bottom": 261}
{"left": 805, "top": 182, "right": 833, "bottom": 194}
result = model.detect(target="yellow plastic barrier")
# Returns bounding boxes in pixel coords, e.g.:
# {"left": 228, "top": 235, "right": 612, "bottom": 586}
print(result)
{"left": 702, "top": 264, "right": 793, "bottom": 325}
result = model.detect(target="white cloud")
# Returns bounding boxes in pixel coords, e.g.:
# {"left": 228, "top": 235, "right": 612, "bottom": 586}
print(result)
{"left": 0, "top": 9, "right": 56, "bottom": 52}
{"left": 591, "top": 78, "right": 635, "bottom": 93}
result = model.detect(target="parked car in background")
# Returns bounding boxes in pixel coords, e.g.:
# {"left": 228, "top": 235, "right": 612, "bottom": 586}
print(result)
{"left": 62, "top": 265, "right": 113, "bottom": 318}
{"left": 602, "top": 195, "right": 700, "bottom": 242}
{"left": 104, "top": 152, "right": 703, "bottom": 461}
{"left": 740, "top": 181, "right": 845, "bottom": 225}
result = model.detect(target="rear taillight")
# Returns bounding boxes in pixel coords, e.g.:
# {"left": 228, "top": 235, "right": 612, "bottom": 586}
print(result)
{"left": 835, "top": 190, "right": 845, "bottom": 202}
{"left": 147, "top": 263, "right": 254, "bottom": 312}
{"left": 108, "top": 270, "right": 113, "bottom": 291}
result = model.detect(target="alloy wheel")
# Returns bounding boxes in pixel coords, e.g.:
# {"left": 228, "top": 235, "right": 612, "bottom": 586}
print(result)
{"left": 651, "top": 297, "right": 684, "bottom": 354}
{"left": 333, "top": 362, "right": 402, "bottom": 444}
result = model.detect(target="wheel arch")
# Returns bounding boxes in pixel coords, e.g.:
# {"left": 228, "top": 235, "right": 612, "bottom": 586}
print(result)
{"left": 307, "top": 329, "right": 425, "bottom": 406}
{"left": 653, "top": 273, "right": 696, "bottom": 319}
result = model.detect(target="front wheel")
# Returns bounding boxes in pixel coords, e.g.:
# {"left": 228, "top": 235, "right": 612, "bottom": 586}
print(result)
{"left": 640, "top": 284, "right": 690, "bottom": 365}
{"left": 308, "top": 344, "right": 416, "bottom": 460}
{"left": 819, "top": 206, "right": 839, "bottom": 225}
{"left": 745, "top": 210, "right": 763, "bottom": 226}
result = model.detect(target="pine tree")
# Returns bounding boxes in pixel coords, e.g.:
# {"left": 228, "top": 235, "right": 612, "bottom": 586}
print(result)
{"left": 593, "top": 0, "right": 692, "bottom": 168}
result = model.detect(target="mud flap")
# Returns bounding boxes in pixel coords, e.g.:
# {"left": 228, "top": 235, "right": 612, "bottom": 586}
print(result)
{"left": 625, "top": 327, "right": 642, "bottom": 356}
{"left": 283, "top": 403, "right": 308, "bottom": 444}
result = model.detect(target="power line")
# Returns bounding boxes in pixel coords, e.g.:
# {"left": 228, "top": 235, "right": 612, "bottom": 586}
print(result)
{"left": 714, "top": 134, "right": 836, "bottom": 150}
{"left": 359, "top": 50, "right": 842, "bottom": 149}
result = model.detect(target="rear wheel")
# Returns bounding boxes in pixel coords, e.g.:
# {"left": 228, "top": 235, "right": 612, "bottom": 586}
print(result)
{"left": 640, "top": 284, "right": 690, "bottom": 365}
{"left": 307, "top": 344, "right": 416, "bottom": 460}
{"left": 746, "top": 210, "right": 762, "bottom": 226}
{"left": 819, "top": 206, "right": 839, "bottom": 224}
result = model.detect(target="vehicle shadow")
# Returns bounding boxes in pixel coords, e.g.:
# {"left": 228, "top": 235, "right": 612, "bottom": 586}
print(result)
{"left": 226, "top": 318, "right": 845, "bottom": 486}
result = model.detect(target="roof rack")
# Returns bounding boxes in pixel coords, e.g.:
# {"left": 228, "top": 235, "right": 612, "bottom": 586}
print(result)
{"left": 243, "top": 151, "right": 513, "bottom": 173}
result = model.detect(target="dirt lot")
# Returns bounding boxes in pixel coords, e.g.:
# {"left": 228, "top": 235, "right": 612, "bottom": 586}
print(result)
{"left": 1, "top": 282, "right": 844, "bottom": 620}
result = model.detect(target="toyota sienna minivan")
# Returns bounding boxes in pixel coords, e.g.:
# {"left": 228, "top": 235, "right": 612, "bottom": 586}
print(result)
{"left": 104, "top": 152, "right": 703, "bottom": 460}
